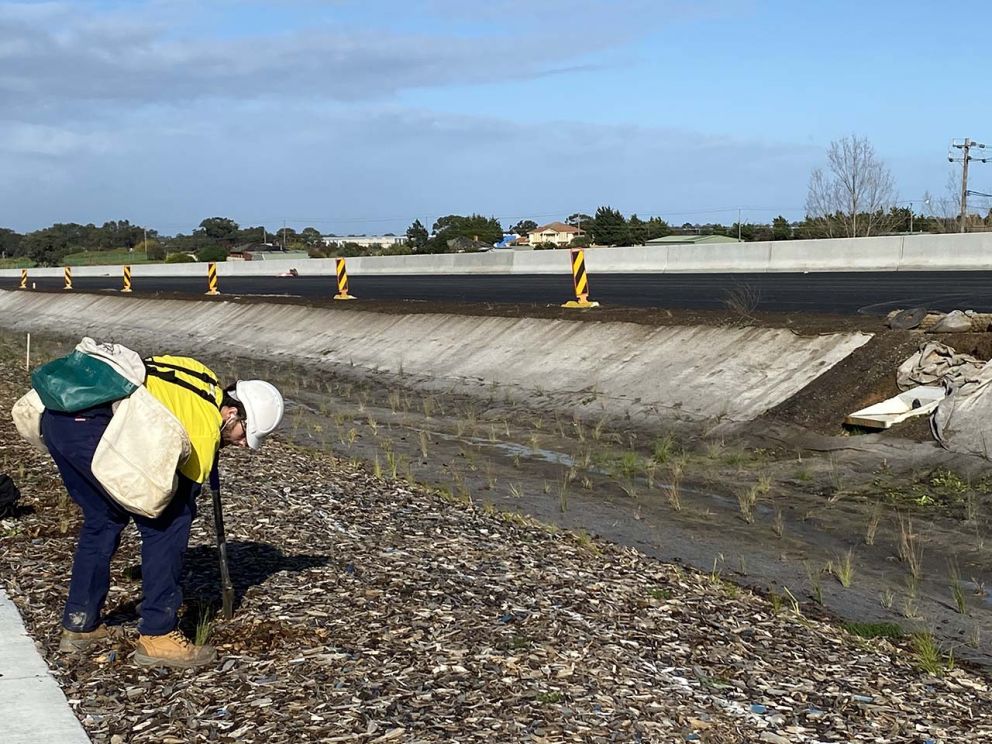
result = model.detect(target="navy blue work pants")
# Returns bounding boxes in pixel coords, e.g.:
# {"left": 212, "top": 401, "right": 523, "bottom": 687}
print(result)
{"left": 41, "top": 406, "right": 200, "bottom": 636}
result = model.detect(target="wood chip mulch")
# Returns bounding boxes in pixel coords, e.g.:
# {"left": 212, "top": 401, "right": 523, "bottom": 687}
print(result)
{"left": 1, "top": 361, "right": 989, "bottom": 743}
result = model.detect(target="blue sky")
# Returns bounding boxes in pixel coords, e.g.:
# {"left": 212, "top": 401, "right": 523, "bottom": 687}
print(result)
{"left": 1, "top": 0, "right": 987, "bottom": 234}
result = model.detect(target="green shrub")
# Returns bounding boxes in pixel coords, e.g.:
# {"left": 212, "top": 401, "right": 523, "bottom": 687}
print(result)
{"left": 196, "top": 245, "right": 229, "bottom": 262}
{"left": 165, "top": 252, "right": 197, "bottom": 263}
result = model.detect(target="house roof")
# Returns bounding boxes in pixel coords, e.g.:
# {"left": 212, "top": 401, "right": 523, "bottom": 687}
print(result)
{"left": 645, "top": 234, "right": 741, "bottom": 245}
{"left": 530, "top": 222, "right": 579, "bottom": 234}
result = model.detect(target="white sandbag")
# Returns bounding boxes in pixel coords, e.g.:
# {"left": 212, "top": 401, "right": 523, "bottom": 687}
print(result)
{"left": 931, "top": 310, "right": 973, "bottom": 333}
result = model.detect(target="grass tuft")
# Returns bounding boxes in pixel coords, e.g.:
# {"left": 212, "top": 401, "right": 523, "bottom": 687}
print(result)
{"left": 194, "top": 603, "right": 215, "bottom": 646}
{"left": 912, "top": 632, "right": 952, "bottom": 676}
{"left": 842, "top": 621, "right": 901, "bottom": 640}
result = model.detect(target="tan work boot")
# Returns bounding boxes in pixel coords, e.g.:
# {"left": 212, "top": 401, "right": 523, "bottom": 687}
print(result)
{"left": 59, "top": 624, "right": 109, "bottom": 653}
{"left": 134, "top": 629, "right": 217, "bottom": 669}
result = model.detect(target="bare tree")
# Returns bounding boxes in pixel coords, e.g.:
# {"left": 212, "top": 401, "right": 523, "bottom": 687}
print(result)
{"left": 923, "top": 176, "right": 962, "bottom": 233}
{"left": 922, "top": 170, "right": 992, "bottom": 233}
{"left": 806, "top": 135, "right": 896, "bottom": 237}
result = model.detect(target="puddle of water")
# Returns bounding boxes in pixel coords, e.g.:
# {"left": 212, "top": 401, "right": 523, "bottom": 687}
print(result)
{"left": 470, "top": 437, "right": 577, "bottom": 467}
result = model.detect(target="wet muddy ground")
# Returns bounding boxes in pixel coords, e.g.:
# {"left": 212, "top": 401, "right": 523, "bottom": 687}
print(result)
{"left": 3, "top": 318, "right": 991, "bottom": 673}
{"left": 228, "top": 353, "right": 992, "bottom": 669}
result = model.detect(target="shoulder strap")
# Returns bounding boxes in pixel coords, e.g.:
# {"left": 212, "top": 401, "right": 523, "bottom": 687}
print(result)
{"left": 144, "top": 358, "right": 219, "bottom": 386}
{"left": 144, "top": 364, "right": 221, "bottom": 408}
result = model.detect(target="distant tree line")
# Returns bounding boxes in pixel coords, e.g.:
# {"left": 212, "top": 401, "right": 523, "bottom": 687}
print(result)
{"left": 0, "top": 217, "right": 328, "bottom": 267}
{"left": 6, "top": 200, "right": 987, "bottom": 268}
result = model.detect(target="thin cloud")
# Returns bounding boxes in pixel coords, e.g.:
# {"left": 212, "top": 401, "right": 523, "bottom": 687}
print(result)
{"left": 0, "top": 102, "right": 818, "bottom": 232}
{"left": 0, "top": 5, "right": 620, "bottom": 109}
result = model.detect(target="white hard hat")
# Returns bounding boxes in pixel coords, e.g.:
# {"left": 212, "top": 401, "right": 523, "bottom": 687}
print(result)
{"left": 231, "top": 380, "right": 284, "bottom": 449}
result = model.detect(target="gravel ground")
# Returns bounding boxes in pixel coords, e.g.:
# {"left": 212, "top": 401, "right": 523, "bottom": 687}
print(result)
{"left": 2, "top": 358, "right": 991, "bottom": 743}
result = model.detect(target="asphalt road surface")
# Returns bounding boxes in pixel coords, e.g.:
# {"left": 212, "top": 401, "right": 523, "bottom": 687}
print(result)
{"left": 7, "top": 271, "right": 992, "bottom": 315}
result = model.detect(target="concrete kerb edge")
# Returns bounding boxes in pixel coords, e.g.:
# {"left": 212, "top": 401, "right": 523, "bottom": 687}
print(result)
{"left": 0, "top": 587, "right": 91, "bottom": 743}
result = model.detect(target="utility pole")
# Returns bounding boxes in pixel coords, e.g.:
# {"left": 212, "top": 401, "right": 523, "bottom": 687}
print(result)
{"left": 950, "top": 138, "right": 989, "bottom": 232}
{"left": 737, "top": 207, "right": 742, "bottom": 242}
{"left": 282, "top": 219, "right": 286, "bottom": 250}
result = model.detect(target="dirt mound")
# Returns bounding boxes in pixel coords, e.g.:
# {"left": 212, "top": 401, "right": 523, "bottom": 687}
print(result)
{"left": 762, "top": 330, "right": 921, "bottom": 435}
{"left": 763, "top": 329, "right": 992, "bottom": 440}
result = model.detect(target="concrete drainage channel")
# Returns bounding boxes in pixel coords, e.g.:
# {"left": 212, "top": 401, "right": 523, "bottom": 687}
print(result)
{"left": 2, "top": 290, "right": 990, "bottom": 670}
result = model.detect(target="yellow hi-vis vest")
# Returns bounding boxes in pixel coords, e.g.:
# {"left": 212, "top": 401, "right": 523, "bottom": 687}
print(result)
{"left": 143, "top": 356, "right": 223, "bottom": 484}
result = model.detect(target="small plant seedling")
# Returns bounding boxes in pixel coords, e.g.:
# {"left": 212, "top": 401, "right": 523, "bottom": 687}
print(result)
{"left": 195, "top": 603, "right": 215, "bottom": 646}
{"left": 557, "top": 473, "right": 570, "bottom": 513}
{"left": 769, "top": 592, "right": 783, "bottom": 614}
{"left": 737, "top": 485, "right": 758, "bottom": 523}
{"left": 898, "top": 516, "right": 924, "bottom": 581}
{"left": 912, "top": 632, "right": 951, "bottom": 676}
{"left": 804, "top": 561, "right": 823, "bottom": 605}
{"left": 652, "top": 433, "right": 676, "bottom": 464}
{"left": 385, "top": 449, "right": 399, "bottom": 479}
{"left": 865, "top": 502, "right": 882, "bottom": 546}
{"left": 666, "top": 459, "right": 684, "bottom": 512}
{"left": 772, "top": 509, "right": 784, "bottom": 537}
{"left": 833, "top": 548, "right": 855, "bottom": 588}
{"left": 948, "top": 560, "right": 967, "bottom": 615}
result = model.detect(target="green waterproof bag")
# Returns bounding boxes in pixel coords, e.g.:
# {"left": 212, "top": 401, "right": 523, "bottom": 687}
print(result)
{"left": 31, "top": 350, "right": 138, "bottom": 413}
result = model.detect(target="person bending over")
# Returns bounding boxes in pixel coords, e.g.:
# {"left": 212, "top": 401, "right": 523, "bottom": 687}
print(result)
{"left": 44, "top": 355, "right": 283, "bottom": 668}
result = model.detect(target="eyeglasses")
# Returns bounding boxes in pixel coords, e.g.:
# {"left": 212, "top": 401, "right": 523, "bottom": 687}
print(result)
{"left": 222, "top": 415, "right": 248, "bottom": 447}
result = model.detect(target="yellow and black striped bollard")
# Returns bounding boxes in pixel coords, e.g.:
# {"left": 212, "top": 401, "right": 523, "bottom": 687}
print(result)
{"left": 561, "top": 249, "right": 599, "bottom": 308}
{"left": 18, "top": 269, "right": 27, "bottom": 289}
{"left": 63, "top": 266, "right": 73, "bottom": 291}
{"left": 333, "top": 258, "right": 356, "bottom": 300}
{"left": 205, "top": 262, "right": 220, "bottom": 296}
{"left": 121, "top": 265, "right": 133, "bottom": 293}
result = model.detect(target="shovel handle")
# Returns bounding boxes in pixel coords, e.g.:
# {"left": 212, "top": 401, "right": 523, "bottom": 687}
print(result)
{"left": 211, "top": 486, "right": 235, "bottom": 620}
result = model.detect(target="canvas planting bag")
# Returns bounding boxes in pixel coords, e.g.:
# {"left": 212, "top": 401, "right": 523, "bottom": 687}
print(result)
{"left": 30, "top": 337, "right": 146, "bottom": 413}
{"left": 12, "top": 337, "right": 190, "bottom": 519}
{"left": 11, "top": 388, "right": 47, "bottom": 453}
{"left": 90, "top": 385, "right": 192, "bottom": 519}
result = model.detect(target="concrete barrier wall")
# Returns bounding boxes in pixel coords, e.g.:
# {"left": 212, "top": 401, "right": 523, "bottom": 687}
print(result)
{"left": 5, "top": 232, "right": 992, "bottom": 279}
{"left": 897, "top": 232, "right": 992, "bottom": 270}
{"left": 768, "top": 237, "right": 906, "bottom": 272}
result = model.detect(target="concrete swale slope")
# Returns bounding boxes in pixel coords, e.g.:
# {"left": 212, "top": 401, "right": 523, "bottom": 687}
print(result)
{"left": 0, "top": 292, "right": 870, "bottom": 424}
